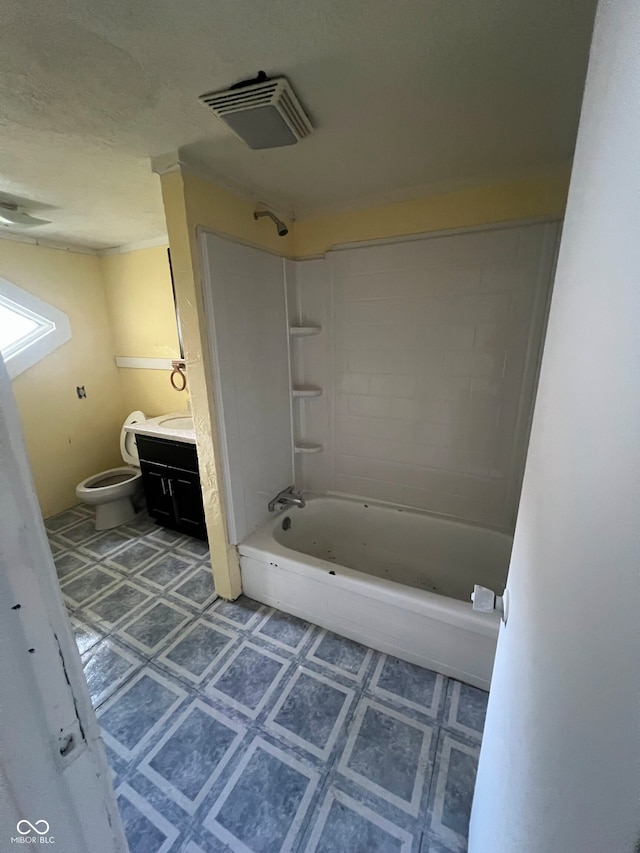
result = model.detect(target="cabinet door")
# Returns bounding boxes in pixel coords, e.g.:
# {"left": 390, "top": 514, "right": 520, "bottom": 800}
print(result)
{"left": 169, "top": 469, "right": 206, "bottom": 539}
{"left": 140, "top": 461, "right": 173, "bottom": 521}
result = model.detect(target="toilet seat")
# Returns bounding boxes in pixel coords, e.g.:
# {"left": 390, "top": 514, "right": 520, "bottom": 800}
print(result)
{"left": 79, "top": 467, "right": 140, "bottom": 490}
{"left": 120, "top": 410, "right": 146, "bottom": 466}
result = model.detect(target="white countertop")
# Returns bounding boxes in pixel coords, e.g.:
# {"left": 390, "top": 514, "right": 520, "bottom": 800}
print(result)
{"left": 124, "top": 412, "right": 196, "bottom": 445}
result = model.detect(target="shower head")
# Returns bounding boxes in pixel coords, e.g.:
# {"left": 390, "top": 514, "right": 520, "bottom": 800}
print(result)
{"left": 253, "top": 209, "right": 289, "bottom": 237}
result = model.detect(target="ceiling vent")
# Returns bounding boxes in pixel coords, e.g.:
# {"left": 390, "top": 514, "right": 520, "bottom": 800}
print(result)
{"left": 198, "top": 72, "right": 313, "bottom": 150}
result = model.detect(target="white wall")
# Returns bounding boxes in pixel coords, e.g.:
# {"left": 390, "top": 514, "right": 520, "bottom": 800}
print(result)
{"left": 291, "top": 223, "right": 558, "bottom": 530}
{"left": 469, "top": 2, "right": 640, "bottom": 851}
{"left": 201, "top": 234, "right": 293, "bottom": 544}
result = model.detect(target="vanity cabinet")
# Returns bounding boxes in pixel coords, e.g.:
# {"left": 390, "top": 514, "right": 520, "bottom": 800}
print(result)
{"left": 136, "top": 435, "right": 206, "bottom": 540}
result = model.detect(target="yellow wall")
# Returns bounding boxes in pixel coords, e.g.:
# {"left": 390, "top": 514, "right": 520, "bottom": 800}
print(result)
{"left": 180, "top": 171, "right": 296, "bottom": 258}
{"left": 116, "top": 369, "right": 184, "bottom": 418}
{"left": 0, "top": 239, "right": 126, "bottom": 518}
{"left": 159, "top": 170, "right": 300, "bottom": 598}
{"left": 2, "top": 240, "right": 186, "bottom": 519}
{"left": 159, "top": 165, "right": 570, "bottom": 601}
{"left": 101, "top": 245, "right": 188, "bottom": 418}
{"left": 293, "top": 168, "right": 571, "bottom": 257}
{"left": 101, "top": 247, "right": 179, "bottom": 358}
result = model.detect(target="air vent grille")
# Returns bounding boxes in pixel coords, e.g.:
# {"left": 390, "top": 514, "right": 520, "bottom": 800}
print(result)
{"left": 198, "top": 77, "right": 313, "bottom": 149}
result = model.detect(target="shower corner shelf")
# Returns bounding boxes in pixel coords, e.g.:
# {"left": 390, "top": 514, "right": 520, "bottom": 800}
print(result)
{"left": 292, "top": 385, "right": 323, "bottom": 398}
{"left": 289, "top": 324, "right": 322, "bottom": 337}
{"left": 294, "top": 442, "right": 323, "bottom": 454}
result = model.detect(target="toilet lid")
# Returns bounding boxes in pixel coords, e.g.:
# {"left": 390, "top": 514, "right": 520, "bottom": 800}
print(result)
{"left": 120, "top": 410, "right": 146, "bottom": 466}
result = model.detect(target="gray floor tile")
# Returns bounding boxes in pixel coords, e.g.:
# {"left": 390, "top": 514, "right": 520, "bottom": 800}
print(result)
{"left": 81, "top": 637, "right": 145, "bottom": 708}
{"left": 306, "top": 630, "right": 373, "bottom": 682}
{"left": 74, "top": 504, "right": 95, "bottom": 517}
{"left": 61, "top": 565, "right": 121, "bottom": 610}
{"left": 104, "top": 742, "right": 130, "bottom": 789}
{"left": 105, "top": 539, "right": 164, "bottom": 574}
{"left": 304, "top": 785, "right": 414, "bottom": 853}
{"left": 168, "top": 565, "right": 217, "bottom": 611}
{"left": 371, "top": 655, "right": 446, "bottom": 718}
{"left": 123, "top": 513, "right": 158, "bottom": 535}
{"left": 81, "top": 579, "right": 155, "bottom": 630}
{"left": 115, "top": 782, "right": 181, "bottom": 852}
{"left": 58, "top": 518, "right": 101, "bottom": 546}
{"left": 157, "top": 618, "right": 237, "bottom": 685}
{"left": 120, "top": 769, "right": 205, "bottom": 851}
{"left": 203, "top": 736, "right": 320, "bottom": 852}
{"left": 338, "top": 699, "right": 434, "bottom": 817}
{"left": 99, "top": 667, "right": 187, "bottom": 760}
{"left": 116, "top": 599, "right": 194, "bottom": 657}
{"left": 181, "top": 842, "right": 209, "bottom": 853}
{"left": 427, "top": 731, "right": 479, "bottom": 852}
{"left": 47, "top": 536, "right": 68, "bottom": 556}
{"left": 71, "top": 615, "right": 105, "bottom": 655}
{"left": 44, "top": 508, "right": 86, "bottom": 533}
{"left": 204, "top": 641, "right": 290, "bottom": 719}
{"left": 54, "top": 550, "right": 92, "bottom": 580}
{"left": 148, "top": 527, "right": 190, "bottom": 547}
{"left": 137, "top": 552, "right": 196, "bottom": 592}
{"left": 176, "top": 537, "right": 211, "bottom": 560}
{"left": 181, "top": 834, "right": 231, "bottom": 853}
{"left": 444, "top": 681, "right": 488, "bottom": 739}
{"left": 422, "top": 839, "right": 462, "bottom": 853}
{"left": 266, "top": 668, "right": 355, "bottom": 760}
{"left": 253, "top": 609, "right": 314, "bottom": 654}
{"left": 138, "top": 699, "right": 245, "bottom": 814}
{"left": 207, "top": 596, "right": 264, "bottom": 630}
{"left": 79, "top": 528, "right": 133, "bottom": 559}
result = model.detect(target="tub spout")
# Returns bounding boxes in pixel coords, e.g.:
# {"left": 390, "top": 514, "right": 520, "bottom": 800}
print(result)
{"left": 268, "top": 486, "right": 306, "bottom": 512}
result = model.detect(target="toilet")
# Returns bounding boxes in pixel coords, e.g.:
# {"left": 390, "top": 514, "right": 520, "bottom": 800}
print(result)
{"left": 76, "top": 411, "right": 146, "bottom": 531}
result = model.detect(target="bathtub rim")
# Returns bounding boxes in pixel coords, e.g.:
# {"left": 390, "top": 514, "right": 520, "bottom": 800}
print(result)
{"left": 292, "top": 489, "right": 514, "bottom": 536}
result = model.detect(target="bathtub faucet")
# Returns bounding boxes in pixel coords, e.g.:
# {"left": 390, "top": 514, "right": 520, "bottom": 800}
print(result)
{"left": 268, "top": 485, "right": 306, "bottom": 512}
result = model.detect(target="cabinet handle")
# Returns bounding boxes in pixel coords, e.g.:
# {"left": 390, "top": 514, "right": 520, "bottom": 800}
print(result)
{"left": 160, "top": 477, "right": 167, "bottom": 496}
{"left": 167, "top": 478, "right": 174, "bottom": 497}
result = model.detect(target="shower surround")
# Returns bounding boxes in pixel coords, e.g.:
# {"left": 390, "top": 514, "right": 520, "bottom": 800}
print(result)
{"left": 202, "top": 222, "right": 559, "bottom": 686}
{"left": 288, "top": 221, "right": 559, "bottom": 531}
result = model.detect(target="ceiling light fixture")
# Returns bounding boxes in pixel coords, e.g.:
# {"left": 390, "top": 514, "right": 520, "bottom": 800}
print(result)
{"left": 0, "top": 204, "right": 51, "bottom": 229}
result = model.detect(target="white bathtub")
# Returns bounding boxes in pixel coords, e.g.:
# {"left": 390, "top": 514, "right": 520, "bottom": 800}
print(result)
{"left": 239, "top": 494, "right": 512, "bottom": 690}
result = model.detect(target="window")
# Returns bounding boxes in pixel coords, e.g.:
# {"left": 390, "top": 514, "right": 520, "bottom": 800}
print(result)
{"left": 0, "top": 278, "right": 71, "bottom": 378}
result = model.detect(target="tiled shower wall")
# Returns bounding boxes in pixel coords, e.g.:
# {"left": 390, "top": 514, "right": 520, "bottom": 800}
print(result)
{"left": 291, "top": 223, "right": 559, "bottom": 531}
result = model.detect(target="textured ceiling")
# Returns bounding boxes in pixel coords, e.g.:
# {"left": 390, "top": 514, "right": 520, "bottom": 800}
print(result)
{"left": 0, "top": 0, "right": 596, "bottom": 249}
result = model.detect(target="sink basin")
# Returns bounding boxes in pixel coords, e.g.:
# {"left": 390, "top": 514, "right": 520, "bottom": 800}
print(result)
{"left": 158, "top": 416, "right": 194, "bottom": 431}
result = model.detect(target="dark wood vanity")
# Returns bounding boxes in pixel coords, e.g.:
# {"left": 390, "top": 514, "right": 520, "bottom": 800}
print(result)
{"left": 136, "top": 435, "right": 206, "bottom": 540}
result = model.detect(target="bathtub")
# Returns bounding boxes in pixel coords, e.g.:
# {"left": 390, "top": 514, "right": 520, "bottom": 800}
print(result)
{"left": 239, "top": 494, "right": 512, "bottom": 690}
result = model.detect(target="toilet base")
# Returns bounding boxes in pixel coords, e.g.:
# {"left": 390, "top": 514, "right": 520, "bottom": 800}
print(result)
{"left": 95, "top": 497, "right": 137, "bottom": 531}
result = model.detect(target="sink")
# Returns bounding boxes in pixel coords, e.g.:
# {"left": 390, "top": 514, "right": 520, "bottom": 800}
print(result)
{"left": 158, "top": 415, "right": 194, "bottom": 431}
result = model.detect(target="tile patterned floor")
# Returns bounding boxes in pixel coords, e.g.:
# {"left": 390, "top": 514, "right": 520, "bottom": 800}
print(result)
{"left": 46, "top": 506, "right": 488, "bottom": 853}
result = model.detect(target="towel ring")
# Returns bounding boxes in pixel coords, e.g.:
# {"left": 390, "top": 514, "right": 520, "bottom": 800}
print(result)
{"left": 170, "top": 360, "right": 187, "bottom": 392}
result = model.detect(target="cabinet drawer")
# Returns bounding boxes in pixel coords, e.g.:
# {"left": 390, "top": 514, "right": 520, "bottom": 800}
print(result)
{"left": 135, "top": 435, "right": 199, "bottom": 472}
